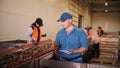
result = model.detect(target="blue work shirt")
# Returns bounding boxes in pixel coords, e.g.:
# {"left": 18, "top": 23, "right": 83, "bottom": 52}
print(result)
{"left": 55, "top": 26, "right": 88, "bottom": 62}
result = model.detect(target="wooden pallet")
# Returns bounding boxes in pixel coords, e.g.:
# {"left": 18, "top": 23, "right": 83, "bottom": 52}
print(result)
{"left": 100, "top": 57, "right": 117, "bottom": 65}
{"left": 91, "top": 58, "right": 100, "bottom": 63}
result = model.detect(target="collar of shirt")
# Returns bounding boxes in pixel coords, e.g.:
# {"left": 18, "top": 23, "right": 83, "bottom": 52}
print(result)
{"left": 63, "top": 26, "right": 77, "bottom": 35}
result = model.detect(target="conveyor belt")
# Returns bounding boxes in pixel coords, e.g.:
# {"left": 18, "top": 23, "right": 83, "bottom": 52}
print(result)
{"left": 0, "top": 40, "right": 55, "bottom": 68}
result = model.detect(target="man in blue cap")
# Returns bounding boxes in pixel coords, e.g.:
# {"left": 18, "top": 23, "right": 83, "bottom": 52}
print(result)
{"left": 55, "top": 12, "right": 88, "bottom": 63}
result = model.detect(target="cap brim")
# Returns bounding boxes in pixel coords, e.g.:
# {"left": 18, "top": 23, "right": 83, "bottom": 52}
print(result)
{"left": 57, "top": 19, "right": 60, "bottom": 22}
{"left": 57, "top": 19, "right": 65, "bottom": 22}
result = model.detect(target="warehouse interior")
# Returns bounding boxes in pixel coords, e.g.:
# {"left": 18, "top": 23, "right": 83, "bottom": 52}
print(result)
{"left": 0, "top": 0, "right": 120, "bottom": 68}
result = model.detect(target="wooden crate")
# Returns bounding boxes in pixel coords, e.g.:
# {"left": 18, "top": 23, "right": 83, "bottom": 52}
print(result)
{"left": 100, "top": 35, "right": 119, "bottom": 65}
{"left": 100, "top": 36, "right": 119, "bottom": 42}
{"left": 104, "top": 32, "right": 119, "bottom": 35}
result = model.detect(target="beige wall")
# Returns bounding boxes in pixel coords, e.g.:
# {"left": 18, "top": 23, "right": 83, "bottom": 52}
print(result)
{"left": 83, "top": 8, "right": 91, "bottom": 28}
{"left": 92, "top": 13, "right": 120, "bottom": 32}
{"left": 0, "top": 0, "right": 91, "bottom": 41}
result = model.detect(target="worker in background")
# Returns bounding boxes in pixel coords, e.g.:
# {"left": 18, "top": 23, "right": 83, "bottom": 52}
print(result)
{"left": 83, "top": 27, "right": 92, "bottom": 63}
{"left": 55, "top": 12, "right": 88, "bottom": 63}
{"left": 26, "top": 18, "right": 46, "bottom": 45}
{"left": 89, "top": 27, "right": 100, "bottom": 58}
{"left": 97, "top": 26, "right": 104, "bottom": 37}
{"left": 84, "top": 27, "right": 89, "bottom": 37}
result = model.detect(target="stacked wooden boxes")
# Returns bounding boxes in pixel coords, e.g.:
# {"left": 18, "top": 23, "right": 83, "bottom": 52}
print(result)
{"left": 100, "top": 34, "right": 119, "bottom": 65}
{"left": 104, "top": 32, "right": 120, "bottom": 50}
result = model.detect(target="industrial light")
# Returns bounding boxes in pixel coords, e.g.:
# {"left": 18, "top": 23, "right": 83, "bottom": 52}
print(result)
{"left": 105, "top": 9, "right": 108, "bottom": 12}
{"left": 105, "top": 2, "right": 108, "bottom": 6}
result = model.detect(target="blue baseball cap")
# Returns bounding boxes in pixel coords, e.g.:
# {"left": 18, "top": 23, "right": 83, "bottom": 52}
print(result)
{"left": 57, "top": 12, "right": 72, "bottom": 22}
